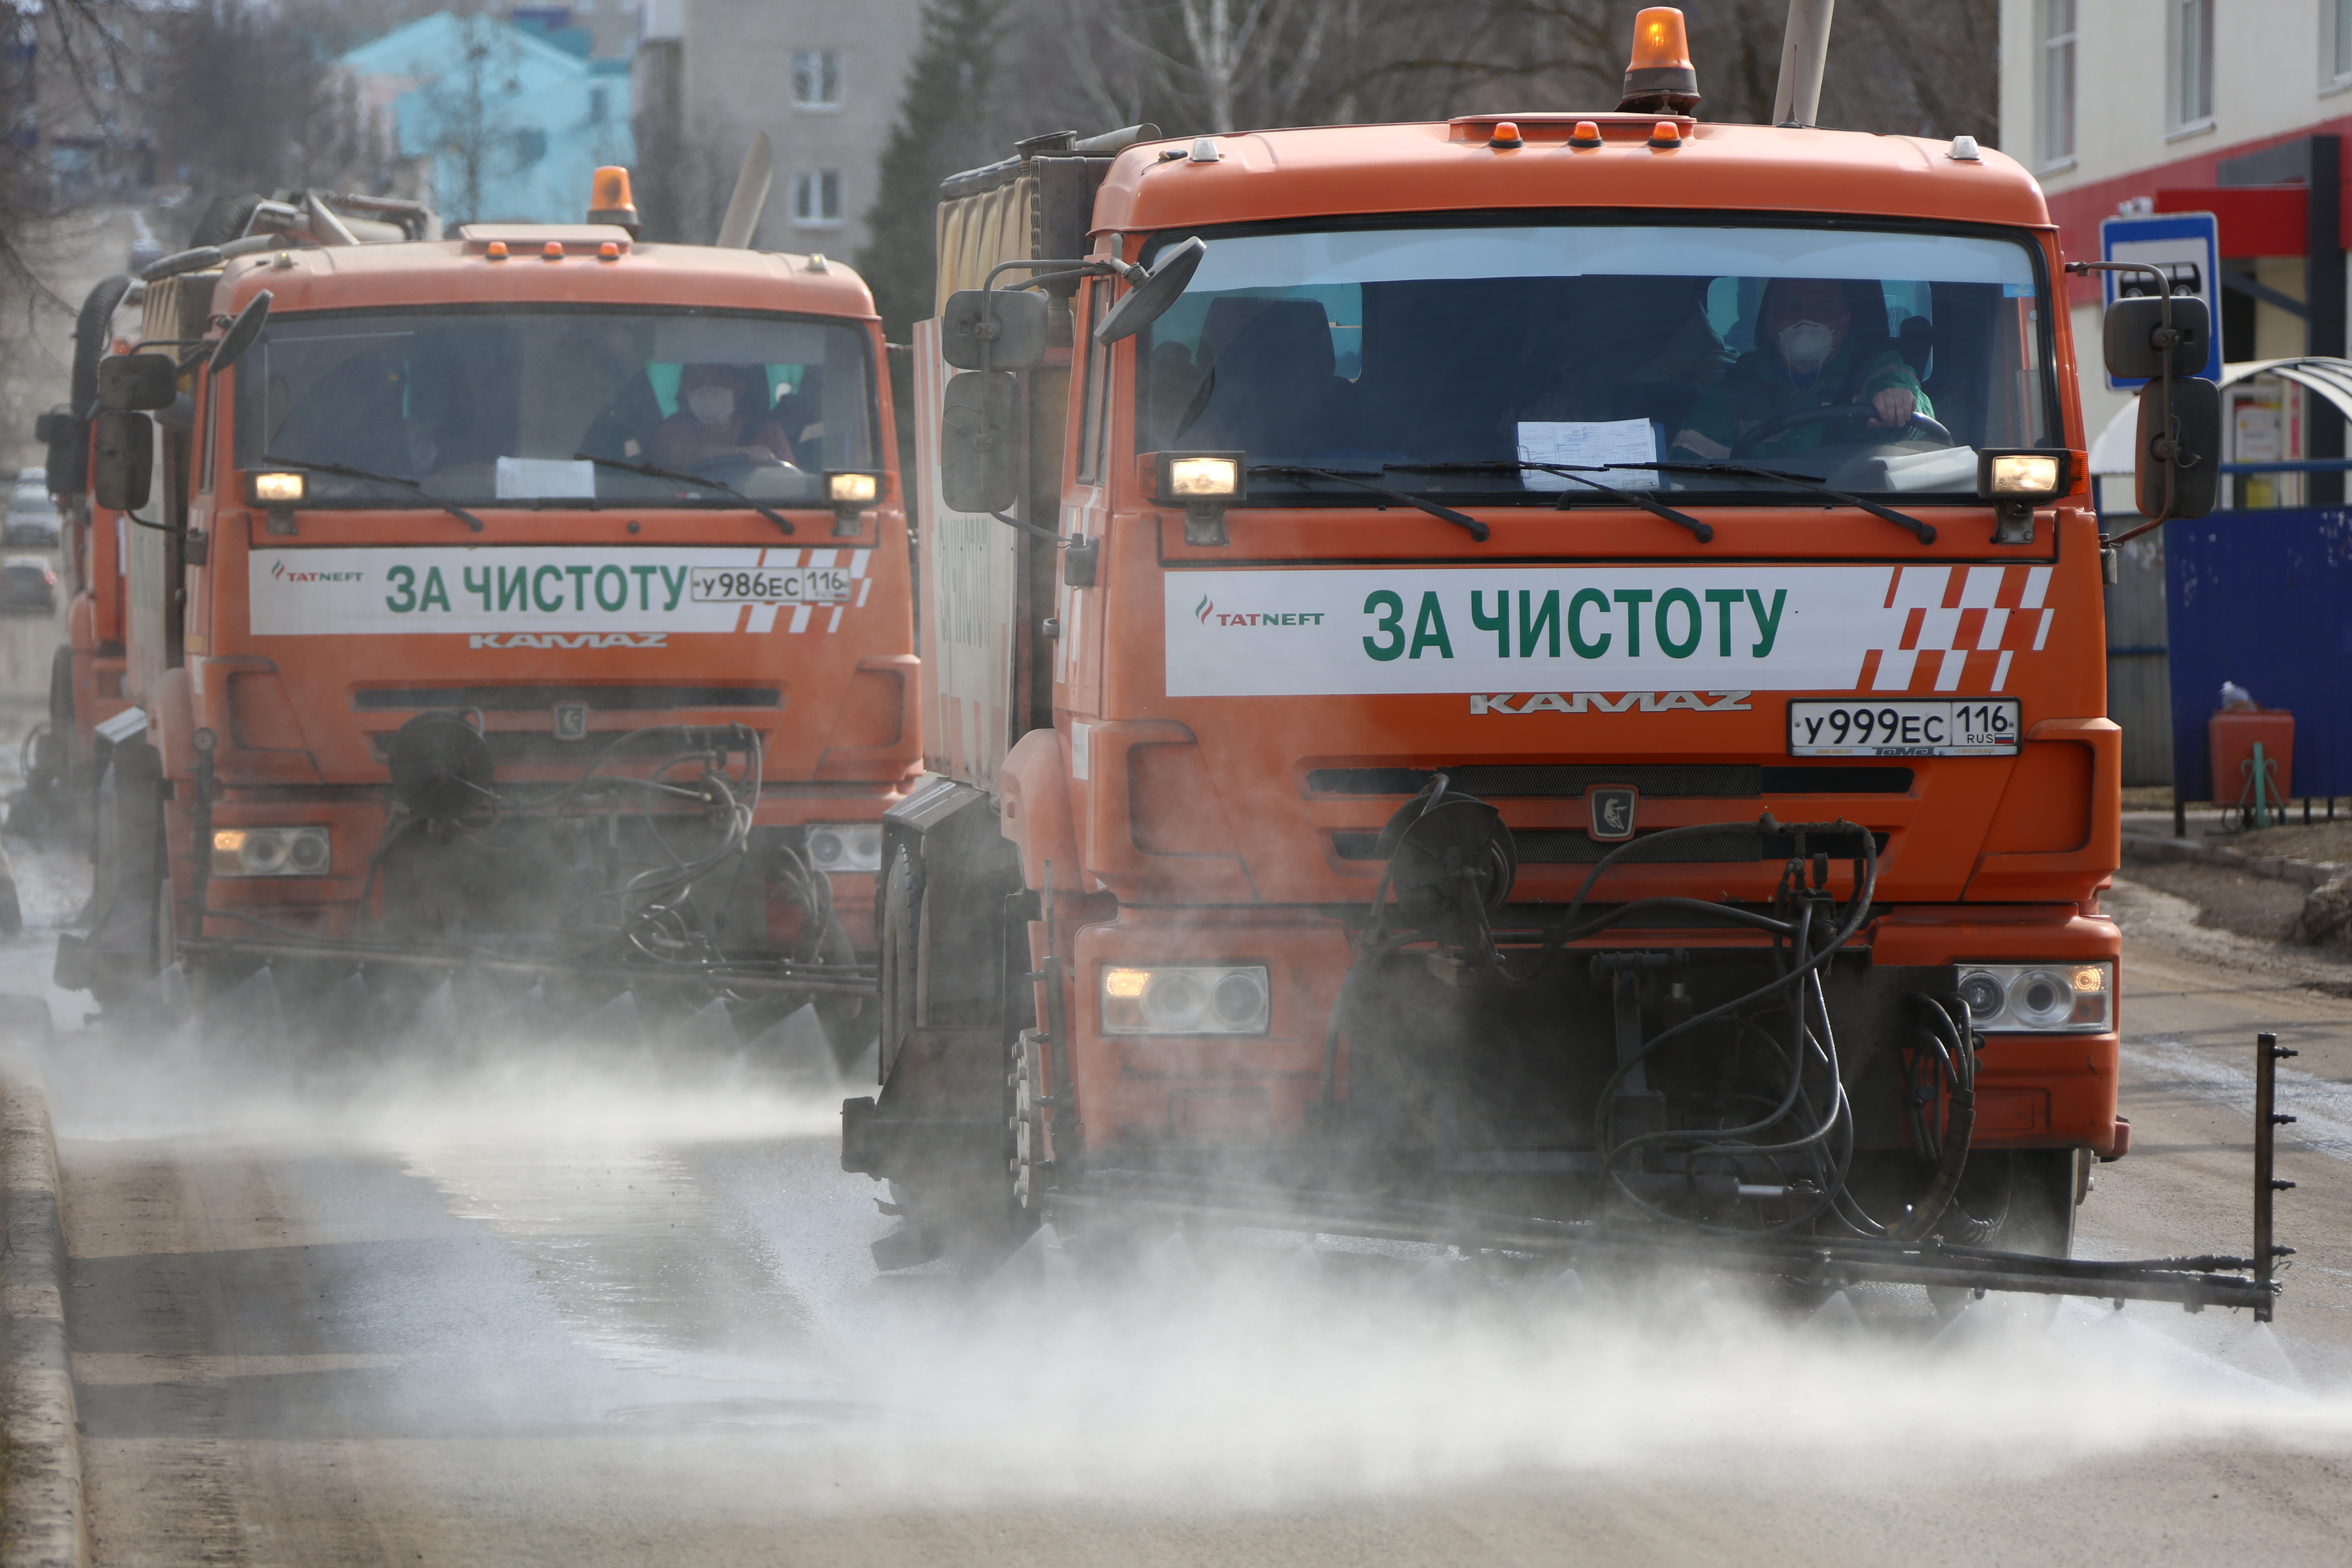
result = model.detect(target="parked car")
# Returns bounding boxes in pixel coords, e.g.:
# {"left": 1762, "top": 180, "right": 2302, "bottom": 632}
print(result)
{"left": 0, "top": 556, "right": 57, "bottom": 615}
{"left": 4, "top": 481, "right": 59, "bottom": 546}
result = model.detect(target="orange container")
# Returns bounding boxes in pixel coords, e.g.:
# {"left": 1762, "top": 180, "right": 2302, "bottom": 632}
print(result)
{"left": 2209, "top": 711, "right": 2295, "bottom": 806}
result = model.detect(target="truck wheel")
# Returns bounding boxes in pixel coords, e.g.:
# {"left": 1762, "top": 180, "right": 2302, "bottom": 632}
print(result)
{"left": 812, "top": 913, "right": 878, "bottom": 1073}
{"left": 876, "top": 845, "right": 918, "bottom": 1080}
{"left": 1927, "top": 1148, "right": 2082, "bottom": 1320}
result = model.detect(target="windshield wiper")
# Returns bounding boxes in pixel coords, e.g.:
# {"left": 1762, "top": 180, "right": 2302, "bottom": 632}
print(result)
{"left": 1388, "top": 461, "right": 1713, "bottom": 543}
{"left": 1608, "top": 461, "right": 1936, "bottom": 544}
{"left": 260, "top": 454, "right": 483, "bottom": 532}
{"left": 574, "top": 452, "right": 795, "bottom": 537}
{"left": 1250, "top": 465, "right": 1488, "bottom": 541}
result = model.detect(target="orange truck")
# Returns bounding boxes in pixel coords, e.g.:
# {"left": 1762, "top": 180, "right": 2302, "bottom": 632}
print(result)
{"left": 56, "top": 177, "right": 919, "bottom": 1058}
{"left": 842, "top": 8, "right": 2274, "bottom": 1308}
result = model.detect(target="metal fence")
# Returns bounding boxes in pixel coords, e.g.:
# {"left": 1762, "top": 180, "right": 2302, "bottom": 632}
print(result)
{"left": 2165, "top": 507, "right": 2352, "bottom": 800}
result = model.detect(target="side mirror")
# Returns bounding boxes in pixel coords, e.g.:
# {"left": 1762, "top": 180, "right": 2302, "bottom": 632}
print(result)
{"left": 2104, "top": 296, "right": 2209, "bottom": 381}
{"left": 92, "top": 410, "right": 154, "bottom": 512}
{"left": 98, "top": 353, "right": 178, "bottom": 412}
{"left": 939, "top": 370, "right": 1020, "bottom": 514}
{"left": 32, "top": 408, "right": 72, "bottom": 445}
{"left": 2135, "top": 376, "right": 2221, "bottom": 521}
{"left": 941, "top": 288, "right": 1049, "bottom": 372}
{"left": 209, "top": 289, "right": 272, "bottom": 375}
{"left": 1094, "top": 236, "right": 1207, "bottom": 345}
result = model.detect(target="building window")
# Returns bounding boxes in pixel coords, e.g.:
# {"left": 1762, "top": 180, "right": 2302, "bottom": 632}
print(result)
{"left": 2173, "top": 0, "right": 2215, "bottom": 130}
{"left": 2334, "top": 0, "right": 2352, "bottom": 85}
{"left": 792, "top": 49, "right": 842, "bottom": 109}
{"left": 2039, "top": 0, "right": 2075, "bottom": 167}
{"left": 793, "top": 170, "right": 842, "bottom": 227}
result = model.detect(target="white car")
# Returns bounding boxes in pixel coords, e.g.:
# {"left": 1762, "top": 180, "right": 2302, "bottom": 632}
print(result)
{"left": 4, "top": 481, "right": 58, "bottom": 546}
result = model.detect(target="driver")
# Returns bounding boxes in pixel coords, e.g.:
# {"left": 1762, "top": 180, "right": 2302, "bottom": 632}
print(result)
{"left": 653, "top": 363, "right": 795, "bottom": 471}
{"left": 1668, "top": 278, "right": 1931, "bottom": 463}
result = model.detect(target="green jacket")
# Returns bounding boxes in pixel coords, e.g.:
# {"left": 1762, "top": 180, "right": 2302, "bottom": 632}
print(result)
{"left": 1669, "top": 342, "right": 1931, "bottom": 463}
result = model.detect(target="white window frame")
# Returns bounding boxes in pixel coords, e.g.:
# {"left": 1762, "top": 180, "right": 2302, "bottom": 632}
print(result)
{"left": 2168, "top": 0, "right": 2216, "bottom": 138}
{"left": 2326, "top": 0, "right": 2352, "bottom": 94}
{"left": 2038, "top": 0, "right": 2077, "bottom": 172}
{"left": 792, "top": 169, "right": 844, "bottom": 228}
{"left": 791, "top": 49, "right": 843, "bottom": 111}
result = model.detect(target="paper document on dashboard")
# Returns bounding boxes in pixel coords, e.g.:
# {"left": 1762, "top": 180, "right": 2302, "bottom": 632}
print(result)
{"left": 1515, "top": 419, "right": 1661, "bottom": 491}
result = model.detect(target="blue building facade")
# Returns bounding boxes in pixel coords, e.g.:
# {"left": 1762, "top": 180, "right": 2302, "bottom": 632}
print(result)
{"left": 342, "top": 13, "right": 633, "bottom": 226}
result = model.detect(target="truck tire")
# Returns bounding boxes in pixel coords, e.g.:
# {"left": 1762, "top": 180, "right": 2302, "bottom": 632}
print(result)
{"left": 812, "top": 913, "right": 878, "bottom": 1073}
{"left": 188, "top": 193, "right": 267, "bottom": 249}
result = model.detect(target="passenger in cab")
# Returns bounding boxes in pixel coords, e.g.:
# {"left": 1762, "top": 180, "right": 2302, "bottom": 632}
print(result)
{"left": 1669, "top": 278, "right": 1931, "bottom": 463}
{"left": 654, "top": 363, "right": 796, "bottom": 472}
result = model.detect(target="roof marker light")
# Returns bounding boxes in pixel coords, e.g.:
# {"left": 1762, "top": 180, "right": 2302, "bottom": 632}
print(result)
{"left": 1188, "top": 137, "right": 1221, "bottom": 163}
{"left": 542, "top": 241, "right": 564, "bottom": 261}
{"left": 1648, "top": 121, "right": 1682, "bottom": 148}
{"left": 1948, "top": 134, "right": 1982, "bottom": 162}
{"left": 1569, "top": 120, "right": 1604, "bottom": 149}
{"left": 598, "top": 241, "right": 620, "bottom": 261}
{"left": 485, "top": 241, "right": 508, "bottom": 261}
{"left": 1490, "top": 120, "right": 1523, "bottom": 149}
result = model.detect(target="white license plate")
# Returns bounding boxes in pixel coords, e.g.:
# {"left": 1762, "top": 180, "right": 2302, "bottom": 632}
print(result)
{"left": 1787, "top": 699, "right": 2020, "bottom": 756}
{"left": 687, "top": 566, "right": 851, "bottom": 605}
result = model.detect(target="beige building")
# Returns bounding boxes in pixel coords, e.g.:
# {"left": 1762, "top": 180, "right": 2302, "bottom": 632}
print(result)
{"left": 634, "top": 0, "right": 924, "bottom": 256}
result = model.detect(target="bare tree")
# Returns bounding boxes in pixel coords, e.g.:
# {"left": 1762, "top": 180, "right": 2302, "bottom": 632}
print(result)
{"left": 404, "top": 13, "right": 525, "bottom": 225}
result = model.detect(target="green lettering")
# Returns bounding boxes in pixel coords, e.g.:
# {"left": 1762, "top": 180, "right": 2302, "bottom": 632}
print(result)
{"left": 1362, "top": 590, "right": 1405, "bottom": 662}
{"left": 1470, "top": 590, "right": 1509, "bottom": 657}
{"left": 532, "top": 565, "right": 565, "bottom": 612}
{"left": 384, "top": 564, "right": 417, "bottom": 613}
{"left": 419, "top": 567, "right": 451, "bottom": 612}
{"left": 566, "top": 564, "right": 593, "bottom": 609}
{"left": 595, "top": 564, "right": 629, "bottom": 611}
{"left": 631, "top": 564, "right": 659, "bottom": 610}
{"left": 659, "top": 566, "right": 688, "bottom": 611}
{"left": 1613, "top": 588, "right": 1653, "bottom": 657}
{"left": 1746, "top": 588, "right": 1787, "bottom": 657}
{"left": 1568, "top": 588, "right": 1611, "bottom": 658}
{"left": 498, "top": 567, "right": 528, "bottom": 610}
{"left": 463, "top": 566, "right": 493, "bottom": 610}
{"left": 1655, "top": 588, "right": 1700, "bottom": 659}
{"left": 1518, "top": 590, "right": 1559, "bottom": 659}
{"left": 1408, "top": 592, "right": 1453, "bottom": 659}
{"left": 1704, "top": 588, "right": 1743, "bottom": 656}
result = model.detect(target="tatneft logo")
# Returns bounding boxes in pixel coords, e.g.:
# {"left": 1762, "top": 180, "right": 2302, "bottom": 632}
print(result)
{"left": 1193, "top": 594, "right": 1328, "bottom": 629}
{"left": 269, "top": 560, "right": 364, "bottom": 584}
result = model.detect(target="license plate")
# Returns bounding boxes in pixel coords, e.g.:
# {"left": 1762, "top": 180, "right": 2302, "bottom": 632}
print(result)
{"left": 687, "top": 566, "right": 851, "bottom": 605}
{"left": 1787, "top": 699, "right": 2020, "bottom": 756}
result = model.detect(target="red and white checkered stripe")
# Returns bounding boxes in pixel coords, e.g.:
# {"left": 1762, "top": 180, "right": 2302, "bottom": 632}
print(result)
{"left": 735, "top": 547, "right": 876, "bottom": 635}
{"left": 1855, "top": 564, "right": 2053, "bottom": 695}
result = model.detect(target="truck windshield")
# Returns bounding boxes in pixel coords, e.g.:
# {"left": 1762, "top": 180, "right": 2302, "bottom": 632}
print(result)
{"left": 233, "top": 307, "right": 876, "bottom": 506}
{"left": 1136, "top": 220, "right": 2057, "bottom": 500}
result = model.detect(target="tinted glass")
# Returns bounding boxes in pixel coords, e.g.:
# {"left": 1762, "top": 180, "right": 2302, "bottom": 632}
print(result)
{"left": 1139, "top": 222, "right": 2055, "bottom": 501}
{"left": 234, "top": 309, "right": 876, "bottom": 506}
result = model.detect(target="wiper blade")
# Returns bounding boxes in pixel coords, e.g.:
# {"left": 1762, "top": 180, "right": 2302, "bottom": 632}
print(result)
{"left": 1609, "top": 461, "right": 1936, "bottom": 544}
{"left": 1388, "top": 461, "right": 1713, "bottom": 543}
{"left": 1251, "top": 465, "right": 1488, "bottom": 541}
{"left": 261, "top": 454, "right": 483, "bottom": 532}
{"left": 574, "top": 452, "right": 796, "bottom": 536}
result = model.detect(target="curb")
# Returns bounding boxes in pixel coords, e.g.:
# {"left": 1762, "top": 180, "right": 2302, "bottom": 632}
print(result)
{"left": 2120, "top": 832, "right": 2348, "bottom": 892}
{"left": 1, "top": 1073, "right": 86, "bottom": 1568}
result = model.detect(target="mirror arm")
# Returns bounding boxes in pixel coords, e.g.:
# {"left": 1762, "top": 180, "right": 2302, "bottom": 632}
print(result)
{"left": 991, "top": 509, "right": 1068, "bottom": 546}
{"left": 2068, "top": 259, "right": 2183, "bottom": 546}
{"left": 972, "top": 257, "right": 1120, "bottom": 372}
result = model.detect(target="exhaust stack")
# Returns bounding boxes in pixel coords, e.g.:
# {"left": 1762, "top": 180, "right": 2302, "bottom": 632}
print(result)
{"left": 1771, "top": 0, "right": 1835, "bottom": 128}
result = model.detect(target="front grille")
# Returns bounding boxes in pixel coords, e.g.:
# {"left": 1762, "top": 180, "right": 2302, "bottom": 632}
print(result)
{"left": 354, "top": 686, "right": 781, "bottom": 711}
{"left": 1332, "top": 825, "right": 1883, "bottom": 864}
{"left": 1305, "top": 765, "right": 1912, "bottom": 797}
{"left": 369, "top": 729, "right": 765, "bottom": 768}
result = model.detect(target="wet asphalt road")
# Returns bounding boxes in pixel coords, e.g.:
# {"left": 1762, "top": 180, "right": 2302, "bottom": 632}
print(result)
{"left": 7, "top": 854, "right": 2352, "bottom": 1567}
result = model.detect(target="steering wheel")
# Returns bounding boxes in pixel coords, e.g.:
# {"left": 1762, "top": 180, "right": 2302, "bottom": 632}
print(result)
{"left": 1733, "top": 403, "right": 1954, "bottom": 457}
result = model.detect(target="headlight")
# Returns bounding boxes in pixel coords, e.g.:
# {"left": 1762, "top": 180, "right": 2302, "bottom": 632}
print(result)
{"left": 247, "top": 471, "right": 307, "bottom": 505}
{"left": 1153, "top": 451, "right": 1247, "bottom": 504}
{"left": 1954, "top": 961, "right": 2112, "bottom": 1032}
{"left": 804, "top": 822, "right": 882, "bottom": 873}
{"left": 211, "top": 826, "right": 331, "bottom": 878}
{"left": 825, "top": 470, "right": 881, "bottom": 505}
{"left": 1101, "top": 964, "right": 1270, "bottom": 1035}
{"left": 1975, "top": 449, "right": 2071, "bottom": 503}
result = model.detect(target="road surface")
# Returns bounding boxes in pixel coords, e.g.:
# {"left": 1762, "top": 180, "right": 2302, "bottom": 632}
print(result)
{"left": 6, "top": 860, "right": 2352, "bottom": 1567}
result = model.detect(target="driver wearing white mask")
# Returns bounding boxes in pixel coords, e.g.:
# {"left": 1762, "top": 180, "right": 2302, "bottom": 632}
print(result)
{"left": 653, "top": 361, "right": 796, "bottom": 472}
{"left": 1669, "top": 277, "right": 1931, "bottom": 464}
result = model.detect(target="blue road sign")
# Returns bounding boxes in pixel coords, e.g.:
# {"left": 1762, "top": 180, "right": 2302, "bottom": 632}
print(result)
{"left": 2100, "top": 211, "right": 2224, "bottom": 390}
